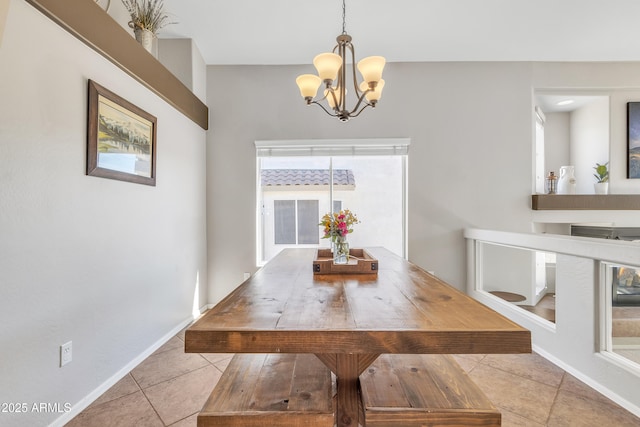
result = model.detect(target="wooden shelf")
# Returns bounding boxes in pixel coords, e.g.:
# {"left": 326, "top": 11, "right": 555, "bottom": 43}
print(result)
{"left": 532, "top": 194, "right": 640, "bottom": 210}
{"left": 25, "top": 0, "right": 208, "bottom": 130}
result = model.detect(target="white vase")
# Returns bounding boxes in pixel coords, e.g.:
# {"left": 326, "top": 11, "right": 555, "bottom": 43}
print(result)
{"left": 594, "top": 182, "right": 609, "bottom": 195}
{"left": 134, "top": 27, "right": 157, "bottom": 57}
{"left": 557, "top": 165, "right": 576, "bottom": 194}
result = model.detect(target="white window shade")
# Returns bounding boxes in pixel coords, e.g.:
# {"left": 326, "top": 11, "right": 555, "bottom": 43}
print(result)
{"left": 255, "top": 138, "right": 410, "bottom": 157}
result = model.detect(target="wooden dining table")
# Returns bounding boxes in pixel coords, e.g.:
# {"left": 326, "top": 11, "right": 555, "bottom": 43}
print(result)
{"left": 185, "top": 247, "right": 531, "bottom": 427}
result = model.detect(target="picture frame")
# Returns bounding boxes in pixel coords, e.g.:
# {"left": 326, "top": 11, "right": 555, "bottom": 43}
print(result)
{"left": 627, "top": 102, "right": 640, "bottom": 179}
{"left": 87, "top": 80, "right": 157, "bottom": 186}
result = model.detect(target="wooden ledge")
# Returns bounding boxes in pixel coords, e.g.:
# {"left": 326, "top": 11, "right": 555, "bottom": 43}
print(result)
{"left": 25, "top": 0, "right": 208, "bottom": 130}
{"left": 532, "top": 194, "right": 640, "bottom": 210}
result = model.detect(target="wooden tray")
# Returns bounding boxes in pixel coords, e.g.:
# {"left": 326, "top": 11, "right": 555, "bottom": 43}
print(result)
{"left": 313, "top": 248, "right": 378, "bottom": 275}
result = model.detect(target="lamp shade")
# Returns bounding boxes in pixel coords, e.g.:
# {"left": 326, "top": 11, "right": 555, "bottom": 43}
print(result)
{"left": 296, "top": 74, "right": 322, "bottom": 99}
{"left": 360, "top": 79, "right": 385, "bottom": 102}
{"left": 357, "top": 56, "right": 385, "bottom": 84}
{"left": 313, "top": 53, "right": 342, "bottom": 82}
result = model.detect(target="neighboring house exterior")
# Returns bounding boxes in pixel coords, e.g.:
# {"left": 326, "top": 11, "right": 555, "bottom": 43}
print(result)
{"left": 259, "top": 156, "right": 404, "bottom": 263}
{"left": 260, "top": 168, "right": 356, "bottom": 261}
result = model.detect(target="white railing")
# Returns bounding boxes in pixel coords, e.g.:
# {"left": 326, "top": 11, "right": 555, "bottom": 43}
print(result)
{"left": 464, "top": 228, "right": 640, "bottom": 417}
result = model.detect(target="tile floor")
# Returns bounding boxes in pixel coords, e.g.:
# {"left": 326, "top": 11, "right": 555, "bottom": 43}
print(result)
{"left": 67, "top": 325, "right": 640, "bottom": 427}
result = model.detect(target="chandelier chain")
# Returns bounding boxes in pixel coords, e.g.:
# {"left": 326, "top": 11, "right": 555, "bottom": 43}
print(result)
{"left": 341, "top": 0, "right": 347, "bottom": 35}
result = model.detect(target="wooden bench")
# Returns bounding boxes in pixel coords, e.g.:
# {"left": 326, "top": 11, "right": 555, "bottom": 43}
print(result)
{"left": 197, "top": 353, "right": 335, "bottom": 427}
{"left": 359, "top": 354, "right": 501, "bottom": 427}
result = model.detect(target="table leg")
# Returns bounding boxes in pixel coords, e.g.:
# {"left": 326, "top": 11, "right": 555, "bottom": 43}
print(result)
{"left": 315, "top": 353, "right": 380, "bottom": 427}
{"left": 335, "top": 354, "right": 360, "bottom": 427}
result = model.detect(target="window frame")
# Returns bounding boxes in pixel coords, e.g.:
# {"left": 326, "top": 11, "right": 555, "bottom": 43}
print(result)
{"left": 256, "top": 138, "right": 409, "bottom": 266}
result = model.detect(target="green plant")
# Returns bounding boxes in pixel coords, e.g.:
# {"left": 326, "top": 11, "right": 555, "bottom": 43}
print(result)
{"left": 122, "top": 0, "right": 175, "bottom": 34}
{"left": 593, "top": 162, "right": 609, "bottom": 183}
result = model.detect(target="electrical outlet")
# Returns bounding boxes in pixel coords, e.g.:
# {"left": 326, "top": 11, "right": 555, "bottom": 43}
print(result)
{"left": 60, "top": 341, "right": 72, "bottom": 367}
{"left": 243, "top": 272, "right": 251, "bottom": 281}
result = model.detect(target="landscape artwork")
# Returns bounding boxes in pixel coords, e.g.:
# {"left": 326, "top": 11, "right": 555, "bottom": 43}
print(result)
{"left": 627, "top": 102, "right": 640, "bottom": 178}
{"left": 97, "top": 95, "right": 153, "bottom": 177}
{"left": 87, "top": 80, "right": 157, "bottom": 186}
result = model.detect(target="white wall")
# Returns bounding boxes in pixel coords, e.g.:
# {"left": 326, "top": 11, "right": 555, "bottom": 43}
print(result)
{"left": 158, "top": 38, "right": 207, "bottom": 103}
{"left": 481, "top": 243, "right": 536, "bottom": 305}
{"left": 206, "top": 62, "right": 640, "bottom": 304}
{"left": 544, "top": 112, "right": 570, "bottom": 176}
{"left": 0, "top": 1, "right": 207, "bottom": 426}
{"left": 205, "top": 62, "right": 536, "bottom": 302}
{"left": 0, "top": 0, "right": 8, "bottom": 46}
{"left": 570, "top": 97, "right": 610, "bottom": 193}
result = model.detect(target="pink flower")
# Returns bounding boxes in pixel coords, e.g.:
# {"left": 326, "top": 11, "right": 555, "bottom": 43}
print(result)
{"left": 319, "top": 210, "right": 359, "bottom": 239}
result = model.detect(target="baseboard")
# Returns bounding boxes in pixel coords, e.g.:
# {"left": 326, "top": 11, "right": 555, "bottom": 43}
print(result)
{"left": 49, "top": 311, "right": 204, "bottom": 427}
{"left": 532, "top": 344, "right": 640, "bottom": 418}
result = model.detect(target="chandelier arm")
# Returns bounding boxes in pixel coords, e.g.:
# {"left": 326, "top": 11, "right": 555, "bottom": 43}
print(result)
{"left": 348, "top": 102, "right": 372, "bottom": 119}
{"left": 316, "top": 87, "right": 331, "bottom": 103}
{"left": 339, "top": 42, "right": 347, "bottom": 112}
{"left": 348, "top": 42, "right": 362, "bottom": 97}
{"left": 328, "top": 88, "right": 340, "bottom": 112}
{"left": 310, "top": 100, "right": 339, "bottom": 118}
{"left": 347, "top": 91, "right": 372, "bottom": 116}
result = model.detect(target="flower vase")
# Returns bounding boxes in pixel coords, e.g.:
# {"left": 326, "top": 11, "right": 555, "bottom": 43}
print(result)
{"left": 134, "top": 27, "right": 157, "bottom": 57}
{"left": 333, "top": 236, "right": 349, "bottom": 265}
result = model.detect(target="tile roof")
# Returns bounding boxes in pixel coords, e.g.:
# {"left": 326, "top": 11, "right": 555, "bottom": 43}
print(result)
{"left": 261, "top": 169, "right": 355, "bottom": 189}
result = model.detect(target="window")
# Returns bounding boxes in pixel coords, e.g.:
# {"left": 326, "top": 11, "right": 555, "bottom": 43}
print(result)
{"left": 297, "top": 200, "right": 319, "bottom": 244}
{"left": 274, "top": 200, "right": 319, "bottom": 244}
{"left": 534, "top": 106, "right": 545, "bottom": 194}
{"left": 274, "top": 200, "right": 295, "bottom": 244}
{"left": 256, "top": 139, "right": 409, "bottom": 264}
{"left": 602, "top": 262, "right": 640, "bottom": 369}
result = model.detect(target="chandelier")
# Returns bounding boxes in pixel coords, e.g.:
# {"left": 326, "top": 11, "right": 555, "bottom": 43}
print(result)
{"left": 295, "top": 0, "right": 386, "bottom": 122}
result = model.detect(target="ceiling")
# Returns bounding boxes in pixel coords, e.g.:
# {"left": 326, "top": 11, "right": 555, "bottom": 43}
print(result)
{"left": 158, "top": 0, "right": 640, "bottom": 65}
{"left": 535, "top": 94, "right": 607, "bottom": 113}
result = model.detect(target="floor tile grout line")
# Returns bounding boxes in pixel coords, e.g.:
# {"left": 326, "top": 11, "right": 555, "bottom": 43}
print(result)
{"left": 545, "top": 371, "right": 565, "bottom": 426}
{"left": 466, "top": 358, "right": 551, "bottom": 426}
{"left": 477, "top": 356, "right": 565, "bottom": 390}
{"left": 165, "top": 411, "right": 199, "bottom": 427}
{"left": 137, "top": 380, "right": 167, "bottom": 426}
{"left": 472, "top": 356, "right": 564, "bottom": 425}
{"left": 150, "top": 362, "right": 229, "bottom": 426}
{"left": 134, "top": 357, "right": 214, "bottom": 393}
{"left": 80, "top": 373, "right": 144, "bottom": 412}
{"left": 136, "top": 355, "right": 214, "bottom": 426}
{"left": 480, "top": 354, "right": 631, "bottom": 415}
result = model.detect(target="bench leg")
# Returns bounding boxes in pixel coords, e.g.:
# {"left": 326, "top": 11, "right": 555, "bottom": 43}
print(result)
{"left": 315, "top": 353, "right": 381, "bottom": 427}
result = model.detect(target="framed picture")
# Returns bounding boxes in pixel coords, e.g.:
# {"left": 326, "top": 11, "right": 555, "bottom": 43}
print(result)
{"left": 87, "top": 80, "right": 157, "bottom": 186}
{"left": 627, "top": 102, "right": 640, "bottom": 179}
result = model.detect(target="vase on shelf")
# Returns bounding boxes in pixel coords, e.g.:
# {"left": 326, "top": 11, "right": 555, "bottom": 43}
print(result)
{"left": 557, "top": 165, "right": 576, "bottom": 194}
{"left": 333, "top": 236, "right": 350, "bottom": 265}
{"left": 133, "top": 27, "right": 157, "bottom": 57}
{"left": 594, "top": 182, "right": 609, "bottom": 195}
